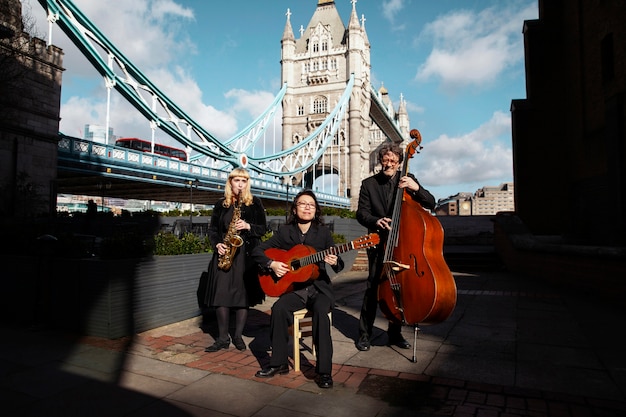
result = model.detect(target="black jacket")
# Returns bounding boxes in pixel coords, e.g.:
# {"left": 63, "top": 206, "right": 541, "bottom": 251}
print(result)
{"left": 356, "top": 171, "right": 435, "bottom": 233}
{"left": 208, "top": 196, "right": 267, "bottom": 254}
{"left": 251, "top": 222, "right": 344, "bottom": 303}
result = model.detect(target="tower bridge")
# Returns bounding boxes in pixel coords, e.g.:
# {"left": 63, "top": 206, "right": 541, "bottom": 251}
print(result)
{"left": 41, "top": 0, "right": 412, "bottom": 210}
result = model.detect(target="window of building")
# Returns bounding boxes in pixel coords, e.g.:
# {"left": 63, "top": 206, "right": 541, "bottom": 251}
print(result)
{"left": 313, "top": 96, "right": 328, "bottom": 114}
{"left": 297, "top": 105, "right": 304, "bottom": 116}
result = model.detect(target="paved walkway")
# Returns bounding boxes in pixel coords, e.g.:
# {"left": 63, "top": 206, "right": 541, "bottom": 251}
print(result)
{"left": 1, "top": 268, "right": 625, "bottom": 416}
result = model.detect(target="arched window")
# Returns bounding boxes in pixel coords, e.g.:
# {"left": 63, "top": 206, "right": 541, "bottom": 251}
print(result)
{"left": 313, "top": 96, "right": 328, "bottom": 114}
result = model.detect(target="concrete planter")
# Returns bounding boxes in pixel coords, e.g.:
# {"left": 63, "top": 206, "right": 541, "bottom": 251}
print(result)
{"left": 2, "top": 253, "right": 210, "bottom": 339}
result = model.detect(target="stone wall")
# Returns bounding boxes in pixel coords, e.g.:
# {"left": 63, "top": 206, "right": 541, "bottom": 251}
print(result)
{"left": 0, "top": 0, "right": 64, "bottom": 217}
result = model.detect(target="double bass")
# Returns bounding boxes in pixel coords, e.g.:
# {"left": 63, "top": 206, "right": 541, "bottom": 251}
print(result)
{"left": 377, "top": 129, "right": 457, "bottom": 356}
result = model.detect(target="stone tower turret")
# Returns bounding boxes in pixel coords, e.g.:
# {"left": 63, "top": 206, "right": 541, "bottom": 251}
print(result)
{"left": 279, "top": 1, "right": 407, "bottom": 208}
{"left": 0, "top": 0, "right": 64, "bottom": 216}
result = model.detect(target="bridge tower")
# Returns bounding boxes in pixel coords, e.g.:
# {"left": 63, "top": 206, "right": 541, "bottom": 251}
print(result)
{"left": 280, "top": 0, "right": 410, "bottom": 209}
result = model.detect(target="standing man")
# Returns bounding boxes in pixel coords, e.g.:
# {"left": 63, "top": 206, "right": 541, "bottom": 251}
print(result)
{"left": 355, "top": 136, "right": 436, "bottom": 351}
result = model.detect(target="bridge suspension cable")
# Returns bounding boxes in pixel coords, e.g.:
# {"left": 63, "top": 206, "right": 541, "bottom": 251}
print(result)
{"left": 39, "top": 0, "right": 354, "bottom": 178}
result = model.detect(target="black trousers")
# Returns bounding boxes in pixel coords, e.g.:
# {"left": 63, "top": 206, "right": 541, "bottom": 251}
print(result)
{"left": 268, "top": 287, "right": 333, "bottom": 374}
{"left": 358, "top": 247, "right": 402, "bottom": 338}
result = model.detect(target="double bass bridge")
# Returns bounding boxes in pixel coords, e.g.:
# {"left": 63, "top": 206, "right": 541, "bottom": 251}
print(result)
{"left": 384, "top": 260, "right": 410, "bottom": 272}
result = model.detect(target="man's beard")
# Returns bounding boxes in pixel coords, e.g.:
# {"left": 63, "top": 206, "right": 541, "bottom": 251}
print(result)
{"left": 383, "top": 168, "right": 397, "bottom": 178}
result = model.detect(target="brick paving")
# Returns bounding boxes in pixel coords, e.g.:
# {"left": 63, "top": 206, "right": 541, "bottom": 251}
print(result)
{"left": 72, "top": 309, "right": 626, "bottom": 417}
{"left": 3, "top": 267, "right": 626, "bottom": 417}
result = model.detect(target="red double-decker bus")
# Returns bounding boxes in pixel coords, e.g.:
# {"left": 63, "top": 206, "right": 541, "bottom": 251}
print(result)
{"left": 115, "top": 137, "right": 187, "bottom": 161}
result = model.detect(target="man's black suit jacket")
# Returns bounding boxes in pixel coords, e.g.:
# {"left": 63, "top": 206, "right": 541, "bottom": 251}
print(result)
{"left": 356, "top": 171, "right": 436, "bottom": 234}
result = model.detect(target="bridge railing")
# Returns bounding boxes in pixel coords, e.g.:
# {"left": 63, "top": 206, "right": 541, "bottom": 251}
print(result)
{"left": 57, "top": 135, "right": 351, "bottom": 208}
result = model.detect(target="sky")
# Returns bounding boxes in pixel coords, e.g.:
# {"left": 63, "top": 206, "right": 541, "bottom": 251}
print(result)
{"left": 23, "top": 0, "right": 538, "bottom": 202}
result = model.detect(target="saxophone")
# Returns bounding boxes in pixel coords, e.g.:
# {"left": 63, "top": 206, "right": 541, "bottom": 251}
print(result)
{"left": 217, "top": 196, "right": 244, "bottom": 271}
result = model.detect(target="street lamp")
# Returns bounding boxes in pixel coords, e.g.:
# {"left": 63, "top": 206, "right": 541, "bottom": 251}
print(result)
{"left": 97, "top": 182, "right": 111, "bottom": 212}
{"left": 189, "top": 179, "right": 199, "bottom": 225}
{"left": 281, "top": 176, "right": 290, "bottom": 221}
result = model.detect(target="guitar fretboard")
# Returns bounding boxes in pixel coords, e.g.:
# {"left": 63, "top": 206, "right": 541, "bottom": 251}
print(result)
{"left": 292, "top": 242, "right": 354, "bottom": 269}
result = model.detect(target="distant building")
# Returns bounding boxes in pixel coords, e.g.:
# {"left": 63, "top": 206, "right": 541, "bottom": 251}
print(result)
{"left": 435, "top": 192, "right": 472, "bottom": 216}
{"left": 472, "top": 183, "right": 515, "bottom": 215}
{"left": 436, "top": 183, "right": 514, "bottom": 216}
{"left": 84, "top": 124, "right": 115, "bottom": 144}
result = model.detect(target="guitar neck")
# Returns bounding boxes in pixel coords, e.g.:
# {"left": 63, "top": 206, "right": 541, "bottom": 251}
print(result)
{"left": 299, "top": 241, "right": 354, "bottom": 267}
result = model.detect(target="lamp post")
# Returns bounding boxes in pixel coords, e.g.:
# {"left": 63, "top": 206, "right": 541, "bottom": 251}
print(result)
{"left": 97, "top": 182, "right": 111, "bottom": 212}
{"left": 281, "top": 176, "right": 290, "bottom": 221}
{"left": 189, "top": 179, "right": 199, "bottom": 225}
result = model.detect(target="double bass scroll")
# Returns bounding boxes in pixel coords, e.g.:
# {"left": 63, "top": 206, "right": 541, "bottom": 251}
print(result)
{"left": 377, "top": 128, "right": 457, "bottom": 326}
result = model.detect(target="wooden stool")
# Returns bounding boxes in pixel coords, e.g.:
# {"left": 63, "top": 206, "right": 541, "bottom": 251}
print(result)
{"left": 292, "top": 308, "right": 332, "bottom": 372}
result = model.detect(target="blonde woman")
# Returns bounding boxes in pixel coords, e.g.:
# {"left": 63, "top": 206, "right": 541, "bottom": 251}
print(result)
{"left": 203, "top": 167, "right": 266, "bottom": 352}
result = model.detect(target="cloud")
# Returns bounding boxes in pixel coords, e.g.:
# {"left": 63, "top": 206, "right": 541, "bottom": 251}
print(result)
{"left": 382, "top": 0, "right": 405, "bottom": 22}
{"left": 29, "top": 0, "right": 198, "bottom": 78}
{"left": 26, "top": 0, "right": 271, "bottom": 146}
{"left": 415, "top": 2, "right": 537, "bottom": 90}
{"left": 224, "top": 89, "right": 276, "bottom": 118}
{"left": 151, "top": 0, "right": 195, "bottom": 21}
{"left": 414, "top": 111, "right": 513, "bottom": 188}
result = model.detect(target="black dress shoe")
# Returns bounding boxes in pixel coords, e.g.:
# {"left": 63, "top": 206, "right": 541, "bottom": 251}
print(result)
{"left": 316, "top": 373, "right": 333, "bottom": 388}
{"left": 388, "top": 335, "right": 411, "bottom": 349}
{"left": 356, "top": 334, "right": 371, "bottom": 351}
{"left": 255, "top": 364, "right": 289, "bottom": 378}
{"left": 233, "top": 337, "right": 246, "bottom": 351}
{"left": 204, "top": 338, "right": 230, "bottom": 352}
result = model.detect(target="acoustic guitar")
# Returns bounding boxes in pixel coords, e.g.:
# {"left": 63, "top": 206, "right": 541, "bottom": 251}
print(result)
{"left": 259, "top": 233, "right": 380, "bottom": 297}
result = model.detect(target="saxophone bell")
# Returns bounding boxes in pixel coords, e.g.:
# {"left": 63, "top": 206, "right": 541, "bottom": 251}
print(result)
{"left": 229, "top": 235, "right": 244, "bottom": 248}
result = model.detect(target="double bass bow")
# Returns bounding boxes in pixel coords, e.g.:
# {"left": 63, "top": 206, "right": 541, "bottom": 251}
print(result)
{"left": 377, "top": 129, "right": 457, "bottom": 353}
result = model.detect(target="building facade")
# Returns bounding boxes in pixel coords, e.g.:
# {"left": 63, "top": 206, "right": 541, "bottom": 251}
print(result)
{"left": 280, "top": 0, "right": 409, "bottom": 207}
{"left": 0, "top": 0, "right": 64, "bottom": 217}
{"left": 511, "top": 0, "right": 625, "bottom": 245}
{"left": 436, "top": 183, "right": 515, "bottom": 216}
{"left": 84, "top": 124, "right": 115, "bottom": 145}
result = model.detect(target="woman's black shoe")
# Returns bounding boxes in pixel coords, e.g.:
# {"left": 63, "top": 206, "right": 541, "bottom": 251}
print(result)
{"left": 255, "top": 364, "right": 289, "bottom": 378}
{"left": 233, "top": 337, "right": 246, "bottom": 351}
{"left": 204, "top": 338, "right": 230, "bottom": 352}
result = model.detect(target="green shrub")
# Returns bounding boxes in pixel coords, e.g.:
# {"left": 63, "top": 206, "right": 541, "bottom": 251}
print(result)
{"left": 323, "top": 207, "right": 356, "bottom": 218}
{"left": 332, "top": 233, "right": 346, "bottom": 243}
{"left": 152, "top": 232, "right": 212, "bottom": 255}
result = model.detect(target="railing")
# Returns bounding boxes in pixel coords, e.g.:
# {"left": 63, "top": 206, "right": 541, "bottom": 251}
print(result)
{"left": 57, "top": 135, "right": 351, "bottom": 208}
